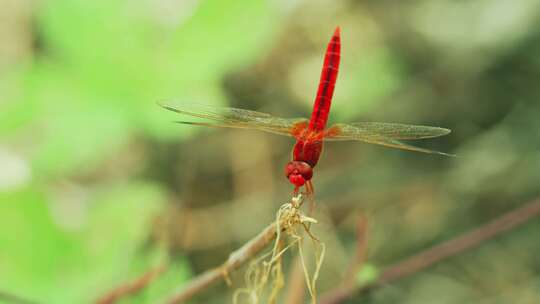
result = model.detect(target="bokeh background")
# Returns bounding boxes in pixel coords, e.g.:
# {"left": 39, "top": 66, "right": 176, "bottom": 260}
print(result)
{"left": 1, "top": 0, "right": 540, "bottom": 303}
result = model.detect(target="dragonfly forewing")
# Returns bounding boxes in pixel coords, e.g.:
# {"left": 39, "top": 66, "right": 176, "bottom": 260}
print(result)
{"left": 159, "top": 102, "right": 308, "bottom": 137}
{"left": 343, "top": 122, "right": 450, "bottom": 139}
{"left": 324, "top": 122, "right": 454, "bottom": 156}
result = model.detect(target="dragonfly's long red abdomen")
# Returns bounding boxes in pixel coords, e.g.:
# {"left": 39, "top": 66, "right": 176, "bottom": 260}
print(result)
{"left": 308, "top": 27, "right": 341, "bottom": 131}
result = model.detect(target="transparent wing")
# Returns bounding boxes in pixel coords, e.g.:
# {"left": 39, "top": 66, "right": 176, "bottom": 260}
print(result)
{"left": 325, "top": 122, "right": 454, "bottom": 156}
{"left": 341, "top": 122, "right": 451, "bottom": 139}
{"left": 158, "top": 102, "right": 308, "bottom": 137}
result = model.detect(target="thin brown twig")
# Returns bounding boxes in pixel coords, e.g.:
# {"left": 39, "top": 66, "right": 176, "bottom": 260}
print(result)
{"left": 320, "top": 197, "right": 540, "bottom": 304}
{"left": 165, "top": 222, "right": 281, "bottom": 303}
{"left": 96, "top": 264, "right": 167, "bottom": 304}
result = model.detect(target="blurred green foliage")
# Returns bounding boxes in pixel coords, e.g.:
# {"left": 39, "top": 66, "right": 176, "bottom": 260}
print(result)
{"left": 1, "top": 0, "right": 275, "bottom": 302}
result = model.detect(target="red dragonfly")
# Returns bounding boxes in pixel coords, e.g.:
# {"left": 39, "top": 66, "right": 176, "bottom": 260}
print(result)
{"left": 160, "top": 27, "right": 452, "bottom": 194}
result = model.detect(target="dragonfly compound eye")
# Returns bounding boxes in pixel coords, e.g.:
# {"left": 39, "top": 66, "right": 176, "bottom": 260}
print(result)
{"left": 285, "top": 161, "right": 313, "bottom": 187}
{"left": 288, "top": 174, "right": 306, "bottom": 187}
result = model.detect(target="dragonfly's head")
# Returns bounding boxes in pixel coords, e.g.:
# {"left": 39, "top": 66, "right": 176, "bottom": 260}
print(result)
{"left": 285, "top": 161, "right": 313, "bottom": 187}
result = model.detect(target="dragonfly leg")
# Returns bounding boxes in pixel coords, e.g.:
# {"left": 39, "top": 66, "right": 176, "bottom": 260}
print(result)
{"left": 305, "top": 181, "right": 316, "bottom": 214}
{"left": 305, "top": 181, "right": 314, "bottom": 196}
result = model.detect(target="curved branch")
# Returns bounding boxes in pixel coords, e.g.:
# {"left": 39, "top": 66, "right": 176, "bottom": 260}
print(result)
{"left": 320, "top": 197, "right": 540, "bottom": 304}
{"left": 96, "top": 265, "right": 167, "bottom": 304}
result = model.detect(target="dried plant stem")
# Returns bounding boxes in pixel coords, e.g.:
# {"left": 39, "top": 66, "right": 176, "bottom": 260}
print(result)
{"left": 320, "top": 197, "right": 540, "bottom": 304}
{"left": 166, "top": 196, "right": 322, "bottom": 304}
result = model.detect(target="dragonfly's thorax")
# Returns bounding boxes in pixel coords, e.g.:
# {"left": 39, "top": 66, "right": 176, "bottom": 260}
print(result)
{"left": 292, "top": 138, "right": 323, "bottom": 168}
